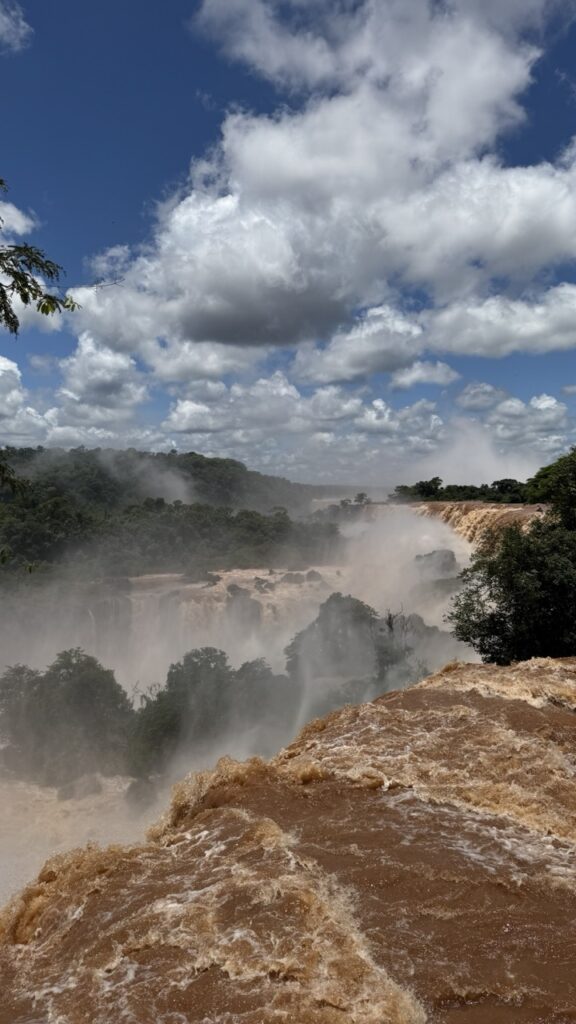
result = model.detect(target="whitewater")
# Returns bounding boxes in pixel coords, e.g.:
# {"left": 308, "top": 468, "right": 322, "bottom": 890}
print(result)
{"left": 2, "top": 656, "right": 576, "bottom": 1022}
{"left": 1, "top": 503, "right": 570, "bottom": 1022}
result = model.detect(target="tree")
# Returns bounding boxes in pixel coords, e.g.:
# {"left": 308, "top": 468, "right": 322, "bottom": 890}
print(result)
{"left": 0, "top": 649, "right": 133, "bottom": 785}
{"left": 128, "top": 648, "right": 234, "bottom": 777}
{"left": 0, "top": 178, "right": 78, "bottom": 335}
{"left": 448, "top": 447, "right": 576, "bottom": 663}
{"left": 447, "top": 520, "right": 576, "bottom": 664}
{"left": 525, "top": 448, "right": 576, "bottom": 527}
{"left": 414, "top": 476, "right": 443, "bottom": 499}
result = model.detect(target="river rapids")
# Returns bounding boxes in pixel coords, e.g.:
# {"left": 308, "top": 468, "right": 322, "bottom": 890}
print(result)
{"left": 2, "top": 656, "right": 576, "bottom": 1022}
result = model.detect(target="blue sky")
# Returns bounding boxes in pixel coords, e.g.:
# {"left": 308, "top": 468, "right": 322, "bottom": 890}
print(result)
{"left": 2, "top": 0, "right": 576, "bottom": 484}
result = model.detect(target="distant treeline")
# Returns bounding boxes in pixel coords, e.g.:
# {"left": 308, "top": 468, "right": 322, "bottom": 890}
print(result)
{"left": 0, "top": 447, "right": 338, "bottom": 576}
{"left": 0, "top": 594, "right": 430, "bottom": 791}
{"left": 390, "top": 462, "right": 560, "bottom": 504}
{"left": 2, "top": 446, "right": 322, "bottom": 515}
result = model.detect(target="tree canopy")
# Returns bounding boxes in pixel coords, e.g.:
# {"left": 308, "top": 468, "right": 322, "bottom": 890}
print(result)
{"left": 0, "top": 446, "right": 339, "bottom": 576}
{"left": 0, "top": 649, "right": 132, "bottom": 786}
{"left": 448, "top": 447, "right": 576, "bottom": 663}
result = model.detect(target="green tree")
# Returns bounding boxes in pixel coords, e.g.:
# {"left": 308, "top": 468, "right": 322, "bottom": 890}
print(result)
{"left": 0, "top": 178, "right": 78, "bottom": 335}
{"left": 414, "top": 476, "right": 443, "bottom": 499}
{"left": 128, "top": 648, "right": 234, "bottom": 777}
{"left": 447, "top": 520, "right": 576, "bottom": 664}
{"left": 0, "top": 649, "right": 133, "bottom": 785}
{"left": 526, "top": 448, "right": 576, "bottom": 526}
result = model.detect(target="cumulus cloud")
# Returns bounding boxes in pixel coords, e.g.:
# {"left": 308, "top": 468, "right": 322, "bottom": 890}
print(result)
{"left": 293, "top": 307, "right": 423, "bottom": 384}
{"left": 62, "top": 0, "right": 576, "bottom": 418}
{"left": 390, "top": 361, "right": 460, "bottom": 390}
{"left": 456, "top": 382, "right": 508, "bottom": 410}
{"left": 486, "top": 393, "right": 570, "bottom": 453}
{"left": 0, "top": 1, "right": 32, "bottom": 53}
{"left": 196, "top": 0, "right": 543, "bottom": 107}
{"left": 428, "top": 284, "right": 576, "bottom": 357}
{"left": 69, "top": 1, "right": 574, "bottom": 362}
{"left": 163, "top": 371, "right": 364, "bottom": 436}
{"left": 9, "top": 0, "right": 576, "bottom": 479}
{"left": 0, "top": 199, "right": 35, "bottom": 236}
{"left": 160, "top": 370, "right": 450, "bottom": 477}
{"left": 0, "top": 356, "right": 26, "bottom": 418}
{"left": 57, "top": 334, "right": 148, "bottom": 425}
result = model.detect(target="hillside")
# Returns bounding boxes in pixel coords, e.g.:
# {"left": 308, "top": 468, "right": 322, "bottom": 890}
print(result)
{"left": 0, "top": 447, "right": 339, "bottom": 576}
{"left": 2, "top": 657, "right": 575, "bottom": 1022}
{"left": 2, "top": 446, "right": 324, "bottom": 515}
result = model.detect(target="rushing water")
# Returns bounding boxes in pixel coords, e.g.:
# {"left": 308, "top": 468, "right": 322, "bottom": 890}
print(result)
{"left": 2, "top": 657, "right": 576, "bottom": 1022}
{"left": 417, "top": 501, "right": 544, "bottom": 543}
{"left": 0, "top": 508, "right": 472, "bottom": 689}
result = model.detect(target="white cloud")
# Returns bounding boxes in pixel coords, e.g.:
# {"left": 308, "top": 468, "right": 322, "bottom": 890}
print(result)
{"left": 0, "top": 199, "right": 35, "bottom": 236}
{"left": 197, "top": 0, "right": 542, "bottom": 116}
{"left": 456, "top": 382, "right": 508, "bottom": 410}
{"left": 56, "top": 334, "right": 148, "bottom": 425}
{"left": 293, "top": 307, "right": 423, "bottom": 384}
{"left": 428, "top": 283, "right": 576, "bottom": 357}
{"left": 353, "top": 397, "right": 444, "bottom": 447}
{"left": 147, "top": 340, "right": 264, "bottom": 383}
{"left": 68, "top": 1, "right": 568, "bottom": 363}
{"left": 390, "top": 360, "right": 460, "bottom": 390}
{"left": 0, "top": 1, "right": 32, "bottom": 53}
{"left": 486, "top": 393, "right": 570, "bottom": 453}
{"left": 162, "top": 371, "right": 364, "bottom": 436}
{"left": 61, "top": 0, "right": 576, "bottom": 406}
{"left": 0, "top": 355, "right": 25, "bottom": 418}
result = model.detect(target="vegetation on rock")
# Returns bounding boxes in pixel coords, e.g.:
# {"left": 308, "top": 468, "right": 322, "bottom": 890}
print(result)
{"left": 448, "top": 449, "right": 576, "bottom": 663}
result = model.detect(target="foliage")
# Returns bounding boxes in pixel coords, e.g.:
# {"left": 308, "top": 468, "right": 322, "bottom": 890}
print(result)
{"left": 0, "top": 649, "right": 132, "bottom": 786}
{"left": 0, "top": 447, "right": 339, "bottom": 576}
{"left": 1, "top": 445, "right": 321, "bottom": 515}
{"left": 524, "top": 447, "right": 576, "bottom": 526}
{"left": 0, "top": 178, "right": 77, "bottom": 336}
{"left": 446, "top": 447, "right": 576, "bottom": 663}
{"left": 391, "top": 476, "right": 529, "bottom": 504}
{"left": 128, "top": 649, "right": 289, "bottom": 777}
{"left": 0, "top": 587, "right": 442, "bottom": 787}
{"left": 447, "top": 520, "right": 576, "bottom": 664}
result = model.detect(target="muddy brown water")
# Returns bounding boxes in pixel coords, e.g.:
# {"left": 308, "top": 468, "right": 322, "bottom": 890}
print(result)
{"left": 2, "top": 657, "right": 576, "bottom": 1022}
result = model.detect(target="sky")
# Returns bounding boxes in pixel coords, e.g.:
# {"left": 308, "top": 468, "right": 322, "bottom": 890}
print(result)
{"left": 2, "top": 0, "right": 576, "bottom": 485}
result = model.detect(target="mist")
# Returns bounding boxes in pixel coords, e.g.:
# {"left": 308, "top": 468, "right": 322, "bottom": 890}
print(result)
{"left": 407, "top": 420, "right": 543, "bottom": 487}
{"left": 0, "top": 501, "right": 473, "bottom": 903}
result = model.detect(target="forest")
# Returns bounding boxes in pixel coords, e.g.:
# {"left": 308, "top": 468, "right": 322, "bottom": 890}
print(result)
{"left": 0, "top": 447, "right": 339, "bottom": 576}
